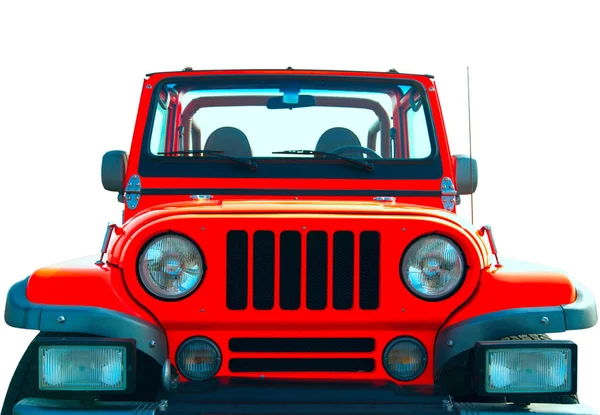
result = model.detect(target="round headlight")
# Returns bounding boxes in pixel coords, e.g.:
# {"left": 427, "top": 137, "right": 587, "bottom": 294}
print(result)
{"left": 400, "top": 235, "right": 465, "bottom": 300}
{"left": 383, "top": 337, "right": 427, "bottom": 381}
{"left": 176, "top": 337, "right": 221, "bottom": 381}
{"left": 138, "top": 234, "right": 204, "bottom": 300}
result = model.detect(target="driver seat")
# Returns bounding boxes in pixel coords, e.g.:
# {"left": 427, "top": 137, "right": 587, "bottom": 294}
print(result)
{"left": 315, "top": 127, "right": 361, "bottom": 153}
{"left": 204, "top": 127, "right": 252, "bottom": 157}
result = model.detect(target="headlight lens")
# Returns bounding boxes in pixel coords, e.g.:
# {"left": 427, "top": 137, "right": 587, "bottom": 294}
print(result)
{"left": 485, "top": 347, "right": 573, "bottom": 394}
{"left": 39, "top": 345, "right": 127, "bottom": 391}
{"left": 138, "top": 234, "right": 204, "bottom": 299}
{"left": 176, "top": 337, "right": 221, "bottom": 381}
{"left": 400, "top": 235, "right": 465, "bottom": 300}
{"left": 383, "top": 337, "right": 427, "bottom": 381}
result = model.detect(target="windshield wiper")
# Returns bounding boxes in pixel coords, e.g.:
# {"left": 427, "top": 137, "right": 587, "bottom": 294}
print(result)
{"left": 273, "top": 150, "right": 374, "bottom": 172}
{"left": 158, "top": 150, "right": 258, "bottom": 171}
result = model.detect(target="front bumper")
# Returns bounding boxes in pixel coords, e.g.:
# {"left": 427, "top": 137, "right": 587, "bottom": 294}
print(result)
{"left": 11, "top": 379, "right": 599, "bottom": 415}
{"left": 13, "top": 398, "right": 598, "bottom": 415}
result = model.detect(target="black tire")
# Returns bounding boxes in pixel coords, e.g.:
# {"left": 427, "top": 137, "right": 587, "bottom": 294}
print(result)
{"left": 501, "top": 334, "right": 579, "bottom": 405}
{"left": 1, "top": 332, "right": 162, "bottom": 415}
{"left": 1, "top": 332, "right": 74, "bottom": 415}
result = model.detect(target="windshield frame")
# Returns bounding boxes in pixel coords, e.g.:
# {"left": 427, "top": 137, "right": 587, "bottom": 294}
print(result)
{"left": 138, "top": 75, "right": 442, "bottom": 180}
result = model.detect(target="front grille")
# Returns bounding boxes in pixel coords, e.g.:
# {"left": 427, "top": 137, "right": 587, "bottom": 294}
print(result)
{"left": 229, "top": 358, "right": 375, "bottom": 373}
{"left": 229, "top": 338, "right": 375, "bottom": 353}
{"left": 226, "top": 230, "right": 380, "bottom": 310}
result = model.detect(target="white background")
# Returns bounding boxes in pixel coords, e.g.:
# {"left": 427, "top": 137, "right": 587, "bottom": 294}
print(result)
{"left": 0, "top": 0, "right": 598, "bottom": 409}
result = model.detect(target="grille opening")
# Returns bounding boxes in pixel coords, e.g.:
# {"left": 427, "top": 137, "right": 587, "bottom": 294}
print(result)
{"left": 306, "top": 231, "right": 328, "bottom": 310}
{"left": 229, "top": 338, "right": 375, "bottom": 353}
{"left": 253, "top": 231, "right": 275, "bottom": 310}
{"left": 279, "top": 231, "right": 302, "bottom": 310}
{"left": 229, "top": 358, "right": 375, "bottom": 373}
{"left": 226, "top": 230, "right": 380, "bottom": 311}
{"left": 226, "top": 231, "right": 248, "bottom": 310}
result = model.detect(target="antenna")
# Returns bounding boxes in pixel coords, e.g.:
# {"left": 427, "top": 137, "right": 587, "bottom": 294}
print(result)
{"left": 467, "top": 67, "right": 474, "bottom": 225}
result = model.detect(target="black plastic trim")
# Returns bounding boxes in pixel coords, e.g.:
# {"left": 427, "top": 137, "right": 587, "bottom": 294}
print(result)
{"left": 4, "top": 278, "right": 168, "bottom": 365}
{"left": 434, "top": 281, "right": 597, "bottom": 378}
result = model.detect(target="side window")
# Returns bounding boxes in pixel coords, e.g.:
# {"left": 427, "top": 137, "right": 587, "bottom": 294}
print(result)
{"left": 407, "top": 104, "right": 431, "bottom": 158}
{"left": 149, "top": 102, "right": 168, "bottom": 154}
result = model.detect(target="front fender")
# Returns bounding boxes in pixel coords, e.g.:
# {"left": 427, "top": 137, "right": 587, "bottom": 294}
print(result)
{"left": 434, "top": 258, "right": 597, "bottom": 376}
{"left": 4, "top": 256, "right": 168, "bottom": 365}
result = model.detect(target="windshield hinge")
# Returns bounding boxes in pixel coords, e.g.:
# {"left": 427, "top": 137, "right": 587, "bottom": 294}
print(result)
{"left": 441, "top": 177, "right": 457, "bottom": 211}
{"left": 125, "top": 174, "right": 141, "bottom": 210}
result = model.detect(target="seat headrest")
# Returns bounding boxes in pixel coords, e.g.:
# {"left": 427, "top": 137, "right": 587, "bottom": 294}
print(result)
{"left": 204, "top": 127, "right": 252, "bottom": 157}
{"left": 315, "top": 127, "right": 361, "bottom": 153}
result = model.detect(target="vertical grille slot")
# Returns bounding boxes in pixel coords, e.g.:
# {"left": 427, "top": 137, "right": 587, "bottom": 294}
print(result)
{"left": 253, "top": 231, "right": 275, "bottom": 310}
{"left": 226, "top": 231, "right": 248, "bottom": 310}
{"left": 306, "top": 231, "right": 328, "bottom": 310}
{"left": 333, "top": 231, "right": 354, "bottom": 310}
{"left": 279, "top": 231, "right": 301, "bottom": 310}
{"left": 359, "top": 231, "right": 380, "bottom": 310}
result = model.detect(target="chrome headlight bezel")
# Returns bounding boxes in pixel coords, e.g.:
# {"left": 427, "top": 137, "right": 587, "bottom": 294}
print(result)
{"left": 137, "top": 232, "right": 206, "bottom": 301}
{"left": 399, "top": 234, "right": 467, "bottom": 301}
{"left": 474, "top": 340, "right": 578, "bottom": 397}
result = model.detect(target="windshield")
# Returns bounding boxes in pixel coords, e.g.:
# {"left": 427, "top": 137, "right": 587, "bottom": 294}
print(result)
{"left": 140, "top": 79, "right": 441, "bottom": 180}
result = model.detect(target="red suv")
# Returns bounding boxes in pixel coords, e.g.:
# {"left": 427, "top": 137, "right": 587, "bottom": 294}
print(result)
{"left": 3, "top": 69, "right": 597, "bottom": 415}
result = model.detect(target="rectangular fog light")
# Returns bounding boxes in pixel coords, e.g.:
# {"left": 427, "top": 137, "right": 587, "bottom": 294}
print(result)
{"left": 475, "top": 341, "right": 577, "bottom": 396}
{"left": 36, "top": 338, "right": 135, "bottom": 392}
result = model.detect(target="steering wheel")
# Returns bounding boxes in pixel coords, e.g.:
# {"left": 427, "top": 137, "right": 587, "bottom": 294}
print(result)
{"left": 330, "top": 145, "right": 382, "bottom": 159}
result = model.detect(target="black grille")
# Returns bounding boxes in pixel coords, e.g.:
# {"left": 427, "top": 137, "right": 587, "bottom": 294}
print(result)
{"left": 226, "top": 230, "right": 380, "bottom": 310}
{"left": 229, "top": 358, "right": 375, "bottom": 373}
{"left": 253, "top": 231, "right": 275, "bottom": 310}
{"left": 306, "top": 231, "right": 328, "bottom": 310}
{"left": 229, "top": 338, "right": 375, "bottom": 353}
{"left": 226, "top": 231, "right": 248, "bottom": 310}
{"left": 333, "top": 231, "right": 354, "bottom": 310}
{"left": 359, "top": 231, "right": 380, "bottom": 310}
{"left": 279, "top": 231, "right": 301, "bottom": 310}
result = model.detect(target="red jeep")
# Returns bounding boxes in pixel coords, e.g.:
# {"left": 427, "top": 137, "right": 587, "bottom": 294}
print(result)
{"left": 3, "top": 69, "right": 597, "bottom": 415}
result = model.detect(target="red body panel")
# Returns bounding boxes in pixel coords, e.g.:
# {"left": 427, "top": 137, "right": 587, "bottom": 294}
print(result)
{"left": 26, "top": 256, "right": 158, "bottom": 325}
{"left": 442, "top": 258, "right": 577, "bottom": 328}
{"left": 109, "top": 204, "right": 485, "bottom": 383}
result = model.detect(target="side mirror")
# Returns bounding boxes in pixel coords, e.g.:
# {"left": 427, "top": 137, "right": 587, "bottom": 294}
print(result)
{"left": 453, "top": 154, "right": 478, "bottom": 195}
{"left": 101, "top": 150, "right": 128, "bottom": 193}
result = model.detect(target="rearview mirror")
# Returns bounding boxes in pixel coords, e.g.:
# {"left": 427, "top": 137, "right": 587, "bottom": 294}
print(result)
{"left": 453, "top": 154, "right": 478, "bottom": 195}
{"left": 101, "top": 150, "right": 128, "bottom": 193}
